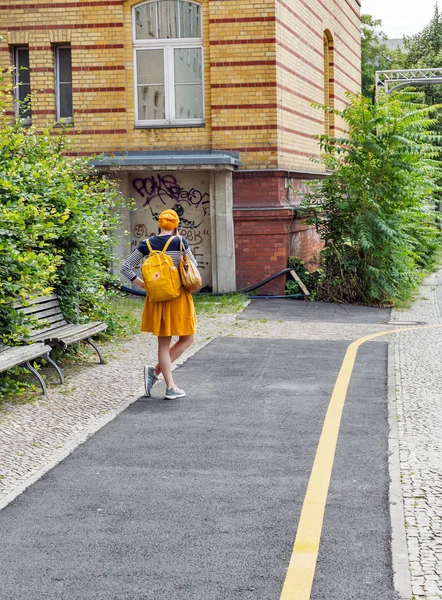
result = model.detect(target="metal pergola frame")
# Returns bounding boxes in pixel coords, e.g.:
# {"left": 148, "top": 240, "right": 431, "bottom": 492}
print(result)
{"left": 376, "top": 67, "right": 442, "bottom": 95}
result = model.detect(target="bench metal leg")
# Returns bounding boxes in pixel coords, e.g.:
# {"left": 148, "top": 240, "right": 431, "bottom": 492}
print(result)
{"left": 43, "top": 353, "right": 64, "bottom": 385}
{"left": 85, "top": 337, "right": 104, "bottom": 364}
{"left": 24, "top": 361, "right": 47, "bottom": 395}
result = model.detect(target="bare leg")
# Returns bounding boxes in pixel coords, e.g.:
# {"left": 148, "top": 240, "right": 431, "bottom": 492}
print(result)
{"left": 169, "top": 335, "right": 194, "bottom": 363}
{"left": 155, "top": 335, "right": 194, "bottom": 386}
{"left": 157, "top": 336, "right": 175, "bottom": 388}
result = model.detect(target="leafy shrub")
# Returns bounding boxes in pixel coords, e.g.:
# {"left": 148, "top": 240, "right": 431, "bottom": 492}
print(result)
{"left": 0, "top": 75, "right": 126, "bottom": 346}
{"left": 298, "top": 91, "right": 442, "bottom": 305}
{"left": 286, "top": 257, "right": 321, "bottom": 298}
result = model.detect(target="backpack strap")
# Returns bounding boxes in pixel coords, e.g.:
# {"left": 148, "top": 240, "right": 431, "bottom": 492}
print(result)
{"left": 146, "top": 238, "right": 153, "bottom": 253}
{"left": 161, "top": 235, "right": 176, "bottom": 253}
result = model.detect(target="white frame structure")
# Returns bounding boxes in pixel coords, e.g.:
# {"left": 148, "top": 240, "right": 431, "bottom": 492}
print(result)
{"left": 376, "top": 68, "right": 442, "bottom": 95}
{"left": 133, "top": 0, "right": 204, "bottom": 127}
{"left": 55, "top": 45, "right": 73, "bottom": 124}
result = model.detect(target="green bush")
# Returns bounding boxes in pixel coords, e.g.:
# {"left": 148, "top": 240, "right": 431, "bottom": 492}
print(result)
{"left": 298, "top": 91, "right": 442, "bottom": 305}
{"left": 286, "top": 257, "right": 321, "bottom": 298}
{"left": 0, "top": 75, "right": 126, "bottom": 346}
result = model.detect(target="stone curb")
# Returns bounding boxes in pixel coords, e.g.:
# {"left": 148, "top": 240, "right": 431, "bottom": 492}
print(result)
{"left": 388, "top": 341, "right": 412, "bottom": 600}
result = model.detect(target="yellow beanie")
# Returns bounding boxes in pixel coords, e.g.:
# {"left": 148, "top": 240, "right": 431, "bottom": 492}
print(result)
{"left": 158, "top": 209, "right": 179, "bottom": 230}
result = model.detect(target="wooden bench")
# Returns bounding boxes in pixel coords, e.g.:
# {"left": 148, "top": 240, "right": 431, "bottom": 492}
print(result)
{"left": 0, "top": 341, "right": 55, "bottom": 395}
{"left": 14, "top": 294, "right": 108, "bottom": 366}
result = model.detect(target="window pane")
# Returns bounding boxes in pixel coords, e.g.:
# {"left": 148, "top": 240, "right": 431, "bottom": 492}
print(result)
{"left": 175, "top": 84, "right": 203, "bottom": 119}
{"left": 17, "top": 83, "right": 31, "bottom": 103}
{"left": 135, "top": 2, "right": 158, "bottom": 39}
{"left": 138, "top": 85, "right": 165, "bottom": 120}
{"left": 174, "top": 48, "right": 202, "bottom": 83}
{"left": 16, "top": 48, "right": 30, "bottom": 84}
{"left": 180, "top": 1, "right": 201, "bottom": 38}
{"left": 58, "top": 47, "right": 72, "bottom": 83}
{"left": 137, "top": 49, "right": 164, "bottom": 85}
{"left": 158, "top": 0, "right": 178, "bottom": 39}
{"left": 59, "top": 83, "right": 73, "bottom": 119}
{"left": 14, "top": 48, "right": 31, "bottom": 120}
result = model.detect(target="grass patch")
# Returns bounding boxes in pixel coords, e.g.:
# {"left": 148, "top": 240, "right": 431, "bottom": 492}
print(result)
{"left": 107, "top": 294, "right": 144, "bottom": 337}
{"left": 193, "top": 293, "right": 247, "bottom": 315}
{"left": 107, "top": 291, "right": 247, "bottom": 322}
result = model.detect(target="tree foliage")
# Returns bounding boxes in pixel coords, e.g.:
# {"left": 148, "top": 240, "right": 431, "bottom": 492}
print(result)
{"left": 299, "top": 92, "right": 442, "bottom": 305}
{"left": 361, "top": 14, "right": 394, "bottom": 99}
{"left": 0, "top": 72, "right": 126, "bottom": 347}
{"left": 394, "top": 5, "right": 442, "bottom": 129}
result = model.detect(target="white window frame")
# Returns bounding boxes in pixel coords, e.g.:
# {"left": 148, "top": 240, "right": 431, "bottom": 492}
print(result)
{"left": 133, "top": 0, "right": 204, "bottom": 127}
{"left": 13, "top": 46, "right": 31, "bottom": 125}
{"left": 55, "top": 45, "right": 73, "bottom": 124}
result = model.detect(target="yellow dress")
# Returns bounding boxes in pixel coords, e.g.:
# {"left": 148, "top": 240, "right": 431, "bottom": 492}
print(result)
{"left": 141, "top": 287, "right": 197, "bottom": 337}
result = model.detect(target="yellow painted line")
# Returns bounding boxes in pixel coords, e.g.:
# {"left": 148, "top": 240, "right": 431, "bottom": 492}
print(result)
{"left": 280, "top": 323, "right": 442, "bottom": 600}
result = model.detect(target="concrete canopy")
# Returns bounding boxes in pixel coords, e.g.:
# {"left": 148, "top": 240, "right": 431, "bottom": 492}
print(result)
{"left": 91, "top": 150, "right": 242, "bottom": 171}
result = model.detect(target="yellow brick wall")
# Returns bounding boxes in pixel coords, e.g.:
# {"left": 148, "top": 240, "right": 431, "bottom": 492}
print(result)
{"left": 276, "top": 0, "right": 361, "bottom": 172}
{"left": 0, "top": 0, "right": 360, "bottom": 168}
{"left": 208, "top": 0, "right": 278, "bottom": 168}
{"left": 122, "top": 0, "right": 212, "bottom": 155}
{"left": 0, "top": 1, "right": 129, "bottom": 153}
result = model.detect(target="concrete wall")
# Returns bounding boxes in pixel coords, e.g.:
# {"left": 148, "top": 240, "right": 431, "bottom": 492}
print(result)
{"left": 127, "top": 170, "right": 212, "bottom": 288}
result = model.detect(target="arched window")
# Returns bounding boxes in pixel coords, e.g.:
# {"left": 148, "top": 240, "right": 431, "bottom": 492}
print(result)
{"left": 323, "top": 30, "right": 335, "bottom": 137}
{"left": 133, "top": 0, "right": 203, "bottom": 126}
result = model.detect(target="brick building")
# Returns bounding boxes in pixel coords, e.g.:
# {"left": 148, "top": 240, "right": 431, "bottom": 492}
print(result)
{"left": 0, "top": 0, "right": 361, "bottom": 294}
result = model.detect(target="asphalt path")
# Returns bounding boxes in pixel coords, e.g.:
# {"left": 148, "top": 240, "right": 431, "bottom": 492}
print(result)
{"left": 239, "top": 299, "right": 391, "bottom": 324}
{"left": 0, "top": 335, "right": 394, "bottom": 599}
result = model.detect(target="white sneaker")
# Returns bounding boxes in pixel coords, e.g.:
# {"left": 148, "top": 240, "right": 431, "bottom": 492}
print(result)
{"left": 164, "top": 387, "right": 186, "bottom": 400}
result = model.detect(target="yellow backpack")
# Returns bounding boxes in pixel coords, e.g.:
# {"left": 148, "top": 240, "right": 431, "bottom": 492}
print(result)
{"left": 142, "top": 237, "right": 182, "bottom": 302}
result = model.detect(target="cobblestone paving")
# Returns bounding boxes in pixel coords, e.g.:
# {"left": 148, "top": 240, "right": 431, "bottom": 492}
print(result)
{"left": 393, "top": 270, "right": 442, "bottom": 599}
{"left": 1, "top": 281, "right": 441, "bottom": 597}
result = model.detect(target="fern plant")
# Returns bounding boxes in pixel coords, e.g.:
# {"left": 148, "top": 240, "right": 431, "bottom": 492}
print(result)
{"left": 299, "top": 91, "right": 442, "bottom": 304}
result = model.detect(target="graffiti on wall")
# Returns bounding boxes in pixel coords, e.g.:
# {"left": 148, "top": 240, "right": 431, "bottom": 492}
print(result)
{"left": 179, "top": 228, "right": 211, "bottom": 271}
{"left": 129, "top": 172, "right": 212, "bottom": 287}
{"left": 132, "top": 174, "right": 210, "bottom": 229}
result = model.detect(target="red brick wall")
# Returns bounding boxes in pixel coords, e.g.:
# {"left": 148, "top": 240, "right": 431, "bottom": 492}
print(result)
{"left": 233, "top": 170, "right": 323, "bottom": 295}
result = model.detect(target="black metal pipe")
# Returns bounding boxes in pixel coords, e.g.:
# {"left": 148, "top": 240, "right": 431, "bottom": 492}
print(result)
{"left": 240, "top": 267, "right": 294, "bottom": 293}
{"left": 249, "top": 294, "right": 304, "bottom": 299}
{"left": 117, "top": 266, "right": 306, "bottom": 299}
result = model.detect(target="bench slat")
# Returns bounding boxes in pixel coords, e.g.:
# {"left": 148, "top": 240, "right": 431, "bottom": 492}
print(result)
{"left": 18, "top": 300, "right": 61, "bottom": 315}
{"left": 60, "top": 324, "right": 108, "bottom": 345}
{"left": 13, "top": 294, "right": 58, "bottom": 309}
{"left": 25, "top": 307, "right": 64, "bottom": 323}
{"left": 32, "top": 322, "right": 107, "bottom": 345}
{"left": 30, "top": 323, "right": 81, "bottom": 341}
{"left": 28, "top": 317, "right": 67, "bottom": 338}
{"left": 0, "top": 343, "right": 51, "bottom": 372}
{"left": 28, "top": 312, "right": 67, "bottom": 329}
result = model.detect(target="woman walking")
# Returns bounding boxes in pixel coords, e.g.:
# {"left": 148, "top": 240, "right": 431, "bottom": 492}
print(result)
{"left": 121, "top": 209, "right": 197, "bottom": 399}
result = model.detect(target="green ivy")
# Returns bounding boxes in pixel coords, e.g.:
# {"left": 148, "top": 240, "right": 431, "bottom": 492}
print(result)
{"left": 298, "top": 91, "right": 442, "bottom": 305}
{"left": 0, "top": 74, "right": 127, "bottom": 350}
